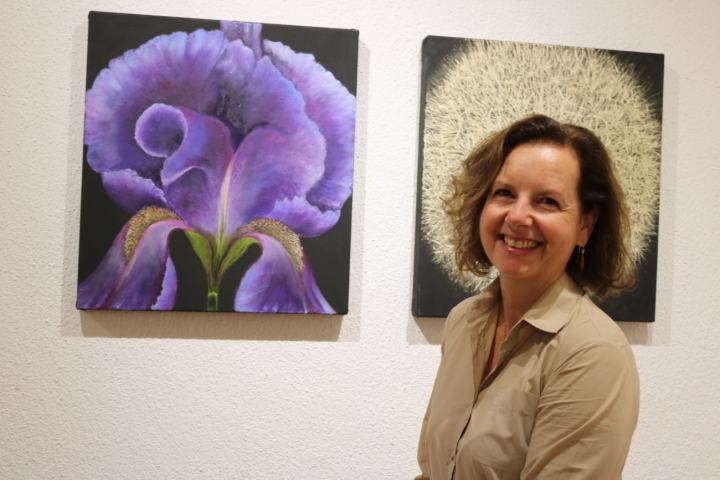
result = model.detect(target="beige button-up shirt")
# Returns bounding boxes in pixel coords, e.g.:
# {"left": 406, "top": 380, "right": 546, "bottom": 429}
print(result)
{"left": 416, "top": 274, "right": 639, "bottom": 480}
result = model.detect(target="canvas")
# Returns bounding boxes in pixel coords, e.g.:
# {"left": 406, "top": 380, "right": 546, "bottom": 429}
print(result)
{"left": 413, "top": 36, "right": 663, "bottom": 321}
{"left": 78, "top": 12, "right": 358, "bottom": 314}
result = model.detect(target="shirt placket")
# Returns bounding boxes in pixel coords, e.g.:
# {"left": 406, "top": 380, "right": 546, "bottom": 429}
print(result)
{"left": 448, "top": 311, "right": 527, "bottom": 480}
{"left": 479, "top": 321, "right": 531, "bottom": 393}
{"left": 450, "top": 322, "right": 532, "bottom": 479}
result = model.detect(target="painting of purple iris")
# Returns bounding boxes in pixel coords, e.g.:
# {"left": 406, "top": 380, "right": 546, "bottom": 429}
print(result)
{"left": 77, "top": 12, "right": 358, "bottom": 314}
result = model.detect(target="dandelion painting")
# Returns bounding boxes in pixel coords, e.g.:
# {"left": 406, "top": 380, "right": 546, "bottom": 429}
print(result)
{"left": 413, "top": 36, "right": 663, "bottom": 321}
{"left": 77, "top": 12, "right": 358, "bottom": 313}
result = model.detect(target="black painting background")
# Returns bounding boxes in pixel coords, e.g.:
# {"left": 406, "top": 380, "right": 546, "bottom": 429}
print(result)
{"left": 413, "top": 35, "right": 663, "bottom": 321}
{"left": 78, "top": 11, "right": 358, "bottom": 313}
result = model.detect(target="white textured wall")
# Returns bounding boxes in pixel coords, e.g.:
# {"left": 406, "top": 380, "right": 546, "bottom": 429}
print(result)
{"left": 1, "top": 0, "right": 718, "bottom": 478}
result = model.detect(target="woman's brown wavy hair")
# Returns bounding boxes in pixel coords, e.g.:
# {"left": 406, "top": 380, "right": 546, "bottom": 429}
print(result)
{"left": 443, "top": 114, "right": 635, "bottom": 298}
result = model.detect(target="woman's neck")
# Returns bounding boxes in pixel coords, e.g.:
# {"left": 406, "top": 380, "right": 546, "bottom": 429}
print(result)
{"left": 498, "top": 273, "right": 563, "bottom": 328}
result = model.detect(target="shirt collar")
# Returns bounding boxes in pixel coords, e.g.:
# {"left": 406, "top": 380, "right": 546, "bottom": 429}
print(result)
{"left": 464, "top": 279, "right": 501, "bottom": 333}
{"left": 465, "top": 273, "right": 584, "bottom": 334}
{"left": 522, "top": 273, "right": 584, "bottom": 333}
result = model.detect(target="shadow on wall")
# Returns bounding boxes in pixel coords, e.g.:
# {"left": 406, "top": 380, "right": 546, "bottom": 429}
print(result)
{"left": 79, "top": 310, "right": 344, "bottom": 341}
{"left": 408, "top": 317, "right": 444, "bottom": 345}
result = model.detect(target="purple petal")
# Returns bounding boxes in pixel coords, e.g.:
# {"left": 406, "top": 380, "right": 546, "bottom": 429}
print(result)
{"left": 101, "top": 169, "right": 167, "bottom": 213}
{"left": 265, "top": 196, "right": 340, "bottom": 237}
{"left": 214, "top": 42, "right": 326, "bottom": 233}
{"left": 77, "top": 219, "right": 192, "bottom": 310}
{"left": 299, "top": 254, "right": 335, "bottom": 314}
{"left": 104, "top": 220, "right": 191, "bottom": 310}
{"left": 77, "top": 223, "right": 131, "bottom": 309}
{"left": 234, "top": 233, "right": 334, "bottom": 313}
{"left": 136, "top": 104, "right": 234, "bottom": 235}
{"left": 151, "top": 256, "right": 177, "bottom": 310}
{"left": 85, "top": 29, "right": 228, "bottom": 177}
{"left": 264, "top": 40, "right": 356, "bottom": 217}
{"left": 219, "top": 21, "right": 263, "bottom": 59}
{"left": 135, "top": 103, "right": 186, "bottom": 157}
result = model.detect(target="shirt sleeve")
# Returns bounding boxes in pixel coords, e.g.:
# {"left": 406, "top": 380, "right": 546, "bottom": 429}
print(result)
{"left": 414, "top": 307, "right": 456, "bottom": 480}
{"left": 414, "top": 397, "right": 433, "bottom": 480}
{"left": 520, "top": 338, "right": 640, "bottom": 479}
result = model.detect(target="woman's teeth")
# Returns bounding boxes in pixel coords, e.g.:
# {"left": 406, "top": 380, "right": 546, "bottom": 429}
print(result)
{"left": 503, "top": 236, "right": 539, "bottom": 249}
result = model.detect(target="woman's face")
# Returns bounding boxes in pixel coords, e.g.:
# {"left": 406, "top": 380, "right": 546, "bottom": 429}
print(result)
{"left": 479, "top": 142, "right": 597, "bottom": 289}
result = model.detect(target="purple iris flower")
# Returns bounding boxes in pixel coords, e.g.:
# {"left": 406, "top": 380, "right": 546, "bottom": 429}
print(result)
{"left": 78, "top": 22, "right": 355, "bottom": 313}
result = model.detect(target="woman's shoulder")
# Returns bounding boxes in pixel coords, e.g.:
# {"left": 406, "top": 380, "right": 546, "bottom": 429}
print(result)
{"left": 441, "top": 283, "right": 500, "bottom": 347}
{"left": 534, "top": 275, "right": 630, "bottom": 347}
{"left": 446, "top": 280, "right": 500, "bottom": 326}
{"left": 553, "top": 293, "right": 637, "bottom": 369}
{"left": 571, "top": 295, "right": 631, "bottom": 342}
{"left": 446, "top": 295, "right": 482, "bottom": 320}
{"left": 440, "top": 295, "right": 481, "bottom": 342}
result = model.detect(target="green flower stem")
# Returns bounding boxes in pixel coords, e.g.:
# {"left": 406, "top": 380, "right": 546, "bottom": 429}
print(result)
{"left": 207, "top": 236, "right": 226, "bottom": 312}
{"left": 184, "top": 230, "right": 260, "bottom": 312}
{"left": 207, "top": 283, "right": 219, "bottom": 312}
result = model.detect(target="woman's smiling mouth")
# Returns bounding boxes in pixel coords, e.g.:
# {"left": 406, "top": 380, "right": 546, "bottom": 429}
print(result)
{"left": 501, "top": 235, "right": 541, "bottom": 250}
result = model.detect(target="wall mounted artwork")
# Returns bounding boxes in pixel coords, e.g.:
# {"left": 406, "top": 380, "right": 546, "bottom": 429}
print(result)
{"left": 77, "top": 12, "right": 358, "bottom": 314}
{"left": 413, "top": 36, "right": 664, "bottom": 321}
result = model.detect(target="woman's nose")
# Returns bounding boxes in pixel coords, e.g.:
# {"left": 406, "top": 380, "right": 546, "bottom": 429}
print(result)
{"left": 506, "top": 200, "right": 532, "bottom": 228}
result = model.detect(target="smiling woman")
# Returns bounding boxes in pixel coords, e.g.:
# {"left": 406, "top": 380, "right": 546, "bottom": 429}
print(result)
{"left": 444, "top": 115, "right": 633, "bottom": 298}
{"left": 479, "top": 143, "right": 598, "bottom": 294}
{"left": 415, "top": 115, "right": 640, "bottom": 480}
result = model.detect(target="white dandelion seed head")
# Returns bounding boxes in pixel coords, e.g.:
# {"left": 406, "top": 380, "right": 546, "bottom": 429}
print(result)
{"left": 422, "top": 39, "right": 662, "bottom": 293}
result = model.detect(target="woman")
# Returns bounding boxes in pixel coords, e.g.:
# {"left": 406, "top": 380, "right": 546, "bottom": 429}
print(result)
{"left": 416, "top": 115, "right": 640, "bottom": 479}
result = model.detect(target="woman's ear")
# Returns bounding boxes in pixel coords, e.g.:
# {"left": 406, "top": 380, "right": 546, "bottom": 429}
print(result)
{"left": 579, "top": 205, "right": 600, "bottom": 245}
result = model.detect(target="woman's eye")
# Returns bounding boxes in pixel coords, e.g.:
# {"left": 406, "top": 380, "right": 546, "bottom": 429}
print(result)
{"left": 494, "top": 188, "right": 512, "bottom": 197}
{"left": 540, "top": 197, "right": 559, "bottom": 206}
